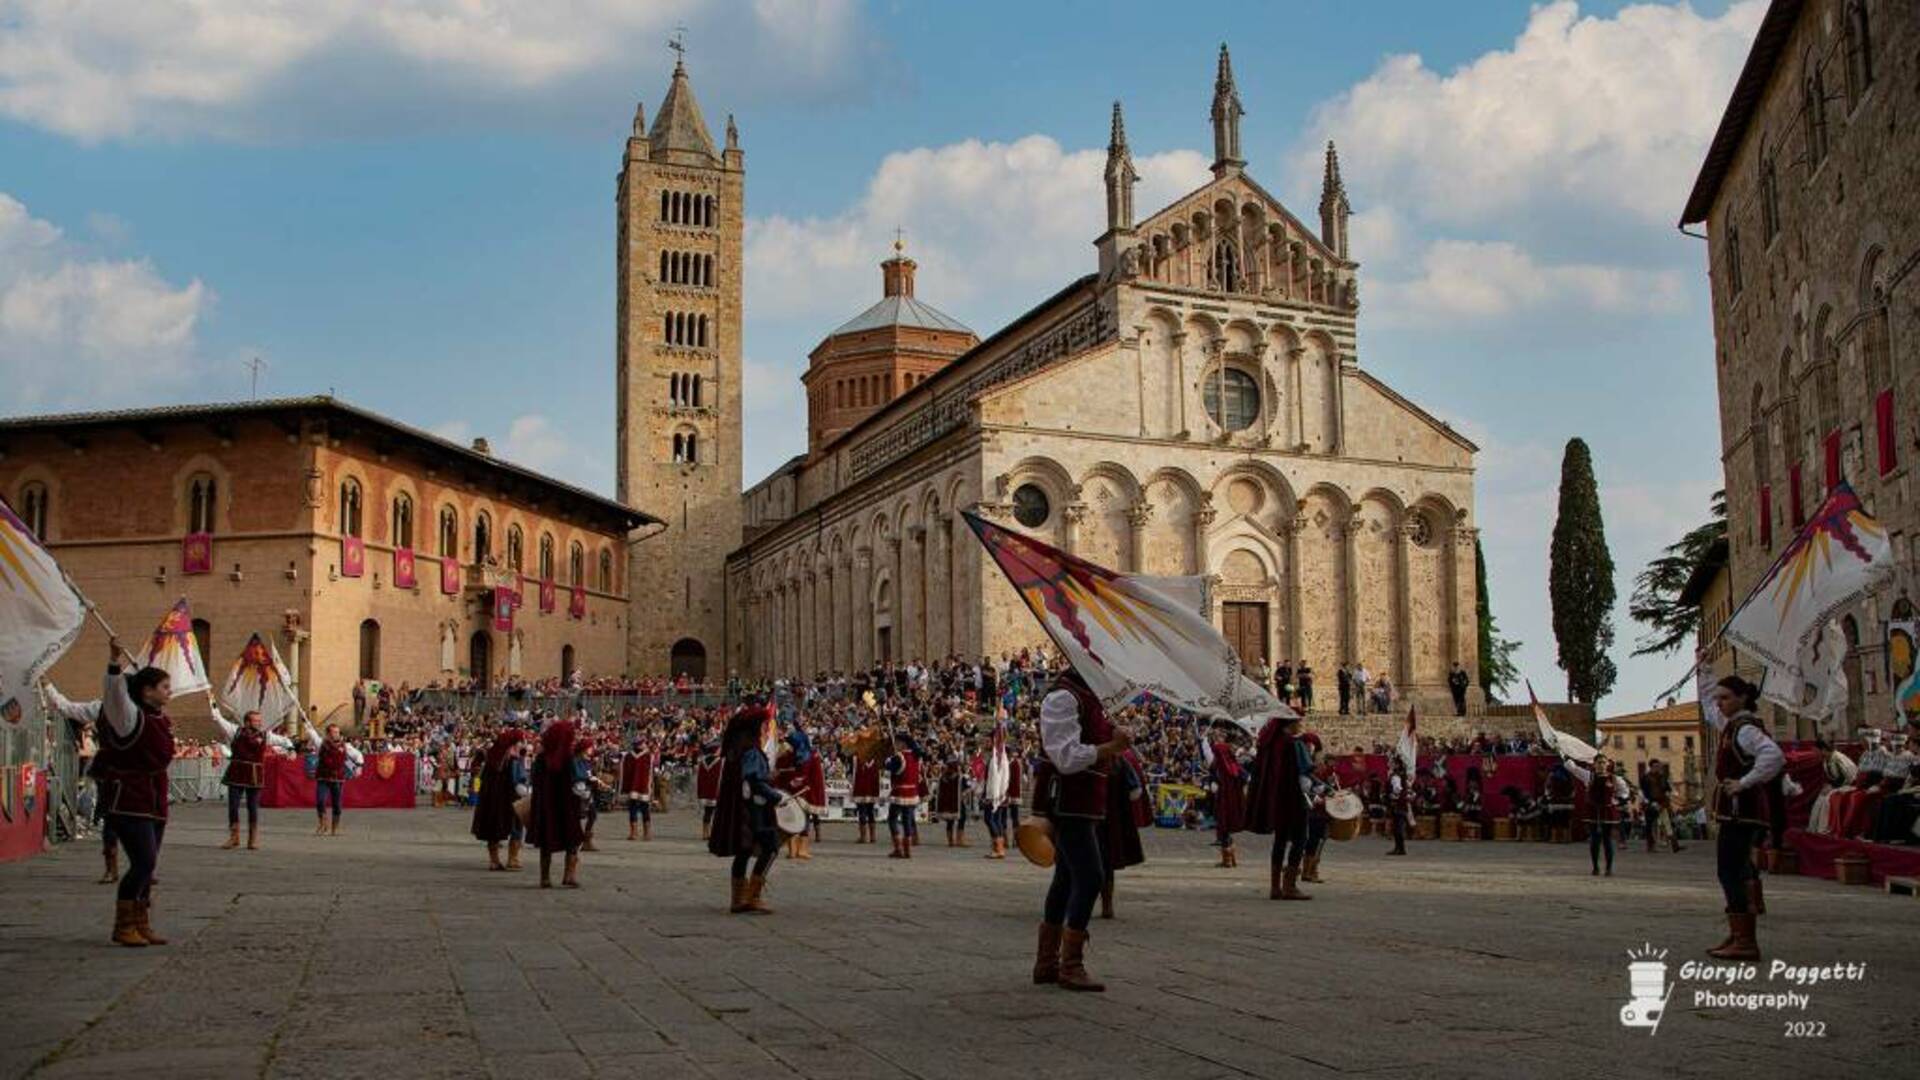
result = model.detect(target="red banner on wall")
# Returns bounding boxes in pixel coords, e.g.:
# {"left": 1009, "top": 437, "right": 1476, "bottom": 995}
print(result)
{"left": 393, "top": 547, "right": 417, "bottom": 589}
{"left": 1788, "top": 462, "right": 1804, "bottom": 525}
{"left": 569, "top": 584, "right": 586, "bottom": 619}
{"left": 181, "top": 532, "right": 213, "bottom": 575}
{"left": 0, "top": 765, "right": 48, "bottom": 864}
{"left": 1824, "top": 428, "right": 1842, "bottom": 489}
{"left": 540, "top": 578, "right": 556, "bottom": 614}
{"left": 340, "top": 535, "right": 365, "bottom": 578}
{"left": 439, "top": 555, "right": 461, "bottom": 595}
{"left": 493, "top": 586, "right": 516, "bottom": 632}
{"left": 259, "top": 753, "right": 415, "bottom": 809}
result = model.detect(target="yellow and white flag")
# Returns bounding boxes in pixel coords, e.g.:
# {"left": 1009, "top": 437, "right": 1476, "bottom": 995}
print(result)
{"left": 0, "top": 497, "right": 87, "bottom": 719}
{"left": 963, "top": 511, "right": 1290, "bottom": 722}
{"left": 138, "top": 598, "right": 212, "bottom": 697}
{"left": 221, "top": 632, "right": 298, "bottom": 725}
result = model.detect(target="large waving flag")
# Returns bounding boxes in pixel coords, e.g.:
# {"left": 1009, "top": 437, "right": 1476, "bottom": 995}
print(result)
{"left": 221, "top": 632, "right": 298, "bottom": 724}
{"left": 1529, "top": 681, "right": 1599, "bottom": 763}
{"left": 0, "top": 497, "right": 87, "bottom": 712}
{"left": 962, "top": 511, "right": 1289, "bottom": 722}
{"left": 1723, "top": 483, "right": 1892, "bottom": 719}
{"left": 139, "top": 598, "right": 211, "bottom": 697}
{"left": 1394, "top": 704, "right": 1419, "bottom": 776}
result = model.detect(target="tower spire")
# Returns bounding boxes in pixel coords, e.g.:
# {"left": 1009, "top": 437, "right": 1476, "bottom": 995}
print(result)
{"left": 1210, "top": 43, "right": 1245, "bottom": 176}
{"left": 1104, "top": 100, "right": 1138, "bottom": 233}
{"left": 1319, "top": 139, "right": 1351, "bottom": 260}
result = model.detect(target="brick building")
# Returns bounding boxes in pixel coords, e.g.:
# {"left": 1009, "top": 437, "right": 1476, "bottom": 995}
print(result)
{"left": 0, "top": 397, "right": 655, "bottom": 727}
{"left": 1681, "top": 0, "right": 1915, "bottom": 737}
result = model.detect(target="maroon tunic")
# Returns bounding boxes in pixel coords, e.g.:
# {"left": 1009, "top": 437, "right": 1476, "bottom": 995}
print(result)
{"left": 1034, "top": 676, "right": 1111, "bottom": 820}
{"left": 851, "top": 757, "right": 881, "bottom": 803}
{"left": 890, "top": 750, "right": 923, "bottom": 806}
{"left": 224, "top": 727, "right": 268, "bottom": 789}
{"left": 1583, "top": 767, "right": 1618, "bottom": 825}
{"left": 93, "top": 695, "right": 174, "bottom": 821}
{"left": 934, "top": 767, "right": 965, "bottom": 817}
{"left": 1209, "top": 740, "right": 1248, "bottom": 834}
{"left": 315, "top": 740, "right": 349, "bottom": 782}
{"left": 1102, "top": 748, "right": 1147, "bottom": 872}
{"left": 1711, "top": 713, "right": 1776, "bottom": 829}
{"left": 798, "top": 754, "right": 827, "bottom": 814}
{"left": 1244, "top": 718, "right": 1306, "bottom": 835}
{"left": 696, "top": 754, "right": 722, "bottom": 805}
{"left": 620, "top": 752, "right": 655, "bottom": 798}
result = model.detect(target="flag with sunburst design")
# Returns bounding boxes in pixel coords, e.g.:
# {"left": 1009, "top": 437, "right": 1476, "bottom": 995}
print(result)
{"left": 138, "top": 598, "right": 211, "bottom": 697}
{"left": 0, "top": 497, "right": 86, "bottom": 718}
{"left": 962, "top": 511, "right": 1288, "bottom": 722}
{"left": 1724, "top": 482, "right": 1892, "bottom": 720}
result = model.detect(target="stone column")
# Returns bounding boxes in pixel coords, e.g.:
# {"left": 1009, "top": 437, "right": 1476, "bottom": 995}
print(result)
{"left": 1342, "top": 513, "right": 1362, "bottom": 665}
{"left": 1289, "top": 346, "right": 1306, "bottom": 449}
{"left": 1394, "top": 523, "right": 1416, "bottom": 690}
{"left": 1126, "top": 503, "right": 1153, "bottom": 572}
{"left": 1062, "top": 504, "right": 1088, "bottom": 556}
{"left": 1190, "top": 505, "right": 1216, "bottom": 576}
{"left": 1284, "top": 514, "right": 1305, "bottom": 662}
{"left": 888, "top": 535, "right": 905, "bottom": 662}
{"left": 1451, "top": 526, "right": 1479, "bottom": 685}
{"left": 927, "top": 518, "right": 948, "bottom": 660}
{"left": 854, "top": 548, "right": 874, "bottom": 670}
{"left": 1170, "top": 332, "right": 1189, "bottom": 437}
{"left": 908, "top": 526, "right": 928, "bottom": 661}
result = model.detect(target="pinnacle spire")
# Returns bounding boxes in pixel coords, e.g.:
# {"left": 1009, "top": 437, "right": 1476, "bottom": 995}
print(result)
{"left": 649, "top": 44, "right": 717, "bottom": 162}
{"left": 1210, "top": 43, "right": 1245, "bottom": 175}
{"left": 1320, "top": 139, "right": 1351, "bottom": 260}
{"left": 1109, "top": 100, "right": 1128, "bottom": 152}
{"left": 1323, "top": 140, "right": 1344, "bottom": 194}
{"left": 1104, "top": 100, "right": 1138, "bottom": 233}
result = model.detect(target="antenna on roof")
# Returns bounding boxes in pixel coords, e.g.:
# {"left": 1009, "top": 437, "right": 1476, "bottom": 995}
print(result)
{"left": 243, "top": 356, "right": 268, "bottom": 399}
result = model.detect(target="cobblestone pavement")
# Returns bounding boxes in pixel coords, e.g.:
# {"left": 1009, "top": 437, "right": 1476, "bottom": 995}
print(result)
{"left": 1, "top": 804, "right": 1914, "bottom": 1079}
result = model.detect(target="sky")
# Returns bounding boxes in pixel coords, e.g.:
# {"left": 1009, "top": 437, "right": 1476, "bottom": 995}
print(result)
{"left": 0, "top": 0, "right": 1762, "bottom": 713}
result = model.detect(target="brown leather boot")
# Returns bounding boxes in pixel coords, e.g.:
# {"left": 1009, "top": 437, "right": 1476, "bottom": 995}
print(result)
{"left": 539, "top": 852, "right": 553, "bottom": 888}
{"left": 1057, "top": 929, "right": 1104, "bottom": 992}
{"left": 1708, "top": 913, "right": 1759, "bottom": 960}
{"left": 796, "top": 835, "right": 813, "bottom": 861}
{"left": 1750, "top": 877, "right": 1765, "bottom": 916}
{"left": 956, "top": 832, "right": 970, "bottom": 848}
{"left": 506, "top": 838, "right": 523, "bottom": 870}
{"left": 643, "top": 821, "right": 652, "bottom": 841}
{"left": 628, "top": 821, "right": 639, "bottom": 841}
{"left": 111, "top": 900, "right": 148, "bottom": 947}
{"left": 1269, "top": 864, "right": 1283, "bottom": 900}
{"left": 134, "top": 899, "right": 167, "bottom": 945}
{"left": 1227, "top": 847, "right": 1239, "bottom": 868}
{"left": 314, "top": 816, "right": 328, "bottom": 835}
{"left": 99, "top": 846, "right": 118, "bottom": 884}
{"left": 729, "top": 877, "right": 750, "bottom": 913}
{"left": 562, "top": 853, "right": 581, "bottom": 888}
{"left": 745, "top": 876, "right": 773, "bottom": 914}
{"left": 1099, "top": 886, "right": 1114, "bottom": 920}
{"left": 1281, "top": 866, "right": 1312, "bottom": 900}
{"left": 887, "top": 837, "right": 904, "bottom": 858}
{"left": 1032, "top": 922, "right": 1062, "bottom": 984}
{"left": 1216, "top": 847, "right": 1232, "bottom": 868}
{"left": 329, "top": 813, "right": 341, "bottom": 836}
{"left": 1302, "top": 854, "right": 1322, "bottom": 883}
{"left": 221, "top": 825, "right": 241, "bottom": 850}
{"left": 487, "top": 842, "right": 504, "bottom": 871}
{"left": 581, "top": 833, "right": 597, "bottom": 853}
{"left": 247, "top": 825, "right": 259, "bottom": 850}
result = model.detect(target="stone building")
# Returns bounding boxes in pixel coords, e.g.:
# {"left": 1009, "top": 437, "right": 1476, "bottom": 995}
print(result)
{"left": 614, "top": 56, "right": 746, "bottom": 682}
{"left": 725, "top": 48, "right": 1482, "bottom": 713}
{"left": 0, "top": 397, "right": 652, "bottom": 723}
{"left": 1681, "top": 0, "right": 1916, "bottom": 737}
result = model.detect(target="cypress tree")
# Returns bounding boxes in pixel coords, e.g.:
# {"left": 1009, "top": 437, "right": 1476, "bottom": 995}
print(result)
{"left": 1549, "top": 438, "right": 1617, "bottom": 703}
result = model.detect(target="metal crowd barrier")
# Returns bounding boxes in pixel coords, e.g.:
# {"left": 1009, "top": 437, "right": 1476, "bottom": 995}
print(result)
{"left": 407, "top": 690, "right": 736, "bottom": 718}
{"left": 166, "top": 757, "right": 224, "bottom": 803}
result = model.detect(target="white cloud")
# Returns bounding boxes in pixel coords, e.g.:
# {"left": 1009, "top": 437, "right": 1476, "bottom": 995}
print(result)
{"left": 432, "top": 412, "right": 610, "bottom": 494}
{"left": 0, "top": 0, "right": 872, "bottom": 141}
{"left": 1299, "top": 0, "right": 1766, "bottom": 228}
{"left": 746, "top": 135, "right": 1212, "bottom": 324}
{"left": 1373, "top": 239, "right": 1687, "bottom": 324}
{"left": 0, "top": 192, "right": 210, "bottom": 410}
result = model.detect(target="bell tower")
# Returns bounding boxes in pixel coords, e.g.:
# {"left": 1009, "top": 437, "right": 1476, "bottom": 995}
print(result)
{"left": 615, "top": 44, "right": 744, "bottom": 679}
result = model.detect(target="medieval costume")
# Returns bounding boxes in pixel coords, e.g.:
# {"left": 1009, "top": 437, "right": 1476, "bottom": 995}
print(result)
{"left": 695, "top": 744, "right": 723, "bottom": 841}
{"left": 212, "top": 707, "right": 292, "bottom": 850}
{"left": 1203, "top": 730, "right": 1247, "bottom": 868}
{"left": 1031, "top": 670, "right": 1125, "bottom": 992}
{"left": 935, "top": 753, "right": 972, "bottom": 847}
{"left": 1705, "top": 677, "right": 1784, "bottom": 961}
{"left": 851, "top": 753, "right": 882, "bottom": 844}
{"left": 885, "top": 737, "right": 923, "bottom": 859}
{"left": 981, "top": 721, "right": 1013, "bottom": 859}
{"left": 528, "top": 717, "right": 584, "bottom": 888}
{"left": 1563, "top": 756, "right": 1624, "bottom": 876}
{"left": 42, "top": 681, "right": 120, "bottom": 884}
{"left": 1247, "top": 712, "right": 1313, "bottom": 899}
{"left": 305, "top": 724, "right": 364, "bottom": 835}
{"left": 775, "top": 729, "right": 825, "bottom": 860}
{"left": 472, "top": 728, "right": 528, "bottom": 870}
{"left": 621, "top": 741, "right": 657, "bottom": 841}
{"left": 1386, "top": 760, "right": 1411, "bottom": 856}
{"left": 709, "top": 703, "right": 782, "bottom": 913}
{"left": 95, "top": 663, "right": 175, "bottom": 947}
{"left": 1302, "top": 734, "right": 1333, "bottom": 883}
{"left": 1097, "top": 747, "right": 1149, "bottom": 918}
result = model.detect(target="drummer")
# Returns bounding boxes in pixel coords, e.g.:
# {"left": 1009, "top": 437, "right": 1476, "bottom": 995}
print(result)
{"left": 885, "top": 731, "right": 923, "bottom": 859}
{"left": 850, "top": 740, "right": 882, "bottom": 844}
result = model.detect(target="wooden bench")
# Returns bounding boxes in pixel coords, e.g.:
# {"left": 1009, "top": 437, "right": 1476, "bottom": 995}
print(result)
{"left": 1887, "top": 876, "right": 1920, "bottom": 898}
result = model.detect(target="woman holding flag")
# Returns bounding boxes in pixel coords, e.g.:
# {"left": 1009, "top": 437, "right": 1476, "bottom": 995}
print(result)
{"left": 93, "top": 637, "right": 176, "bottom": 947}
{"left": 1704, "top": 675, "right": 1784, "bottom": 961}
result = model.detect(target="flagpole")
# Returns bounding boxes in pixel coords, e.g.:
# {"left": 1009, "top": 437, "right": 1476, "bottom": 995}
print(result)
{"left": 63, "top": 570, "right": 140, "bottom": 669}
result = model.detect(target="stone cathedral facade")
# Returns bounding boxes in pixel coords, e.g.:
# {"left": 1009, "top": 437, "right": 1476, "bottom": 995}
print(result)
{"left": 627, "top": 49, "right": 1481, "bottom": 710}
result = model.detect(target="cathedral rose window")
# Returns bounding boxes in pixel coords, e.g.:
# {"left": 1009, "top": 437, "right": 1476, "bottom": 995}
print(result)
{"left": 1012, "top": 484, "right": 1051, "bottom": 529}
{"left": 1204, "top": 367, "right": 1261, "bottom": 432}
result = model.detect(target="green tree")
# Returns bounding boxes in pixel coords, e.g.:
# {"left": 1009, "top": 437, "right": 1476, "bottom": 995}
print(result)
{"left": 1550, "top": 438, "right": 1617, "bottom": 703}
{"left": 1475, "top": 537, "right": 1521, "bottom": 700}
{"left": 1628, "top": 490, "right": 1728, "bottom": 657}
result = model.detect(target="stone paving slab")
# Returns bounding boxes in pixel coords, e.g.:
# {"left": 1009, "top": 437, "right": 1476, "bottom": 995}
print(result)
{"left": 1, "top": 803, "right": 1916, "bottom": 1078}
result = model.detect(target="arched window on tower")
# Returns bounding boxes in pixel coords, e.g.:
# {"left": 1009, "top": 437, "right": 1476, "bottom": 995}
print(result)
{"left": 659, "top": 190, "right": 670, "bottom": 222}
{"left": 438, "top": 505, "right": 458, "bottom": 559}
{"left": 391, "top": 492, "right": 414, "bottom": 549}
{"left": 1804, "top": 68, "right": 1829, "bottom": 167}
{"left": 599, "top": 547, "right": 614, "bottom": 592}
{"left": 698, "top": 315, "right": 709, "bottom": 347}
{"left": 539, "top": 533, "right": 555, "bottom": 580}
{"left": 507, "top": 524, "right": 524, "bottom": 571}
{"left": 569, "top": 541, "right": 584, "bottom": 586}
{"left": 1844, "top": 1, "right": 1873, "bottom": 107}
{"left": 705, "top": 195, "right": 716, "bottom": 225}
{"left": 192, "top": 618, "right": 212, "bottom": 678}
{"left": 186, "top": 472, "right": 217, "bottom": 533}
{"left": 18, "top": 481, "right": 49, "bottom": 539}
{"left": 338, "top": 478, "right": 363, "bottom": 538}
{"left": 474, "top": 511, "right": 492, "bottom": 564}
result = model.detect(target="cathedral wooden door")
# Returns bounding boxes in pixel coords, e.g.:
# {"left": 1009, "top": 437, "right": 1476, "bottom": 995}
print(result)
{"left": 1220, "top": 602, "right": 1269, "bottom": 670}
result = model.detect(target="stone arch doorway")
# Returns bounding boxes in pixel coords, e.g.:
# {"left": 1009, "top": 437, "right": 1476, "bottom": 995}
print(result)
{"left": 561, "top": 644, "right": 576, "bottom": 683}
{"left": 469, "top": 631, "right": 492, "bottom": 690}
{"left": 671, "top": 638, "right": 707, "bottom": 682}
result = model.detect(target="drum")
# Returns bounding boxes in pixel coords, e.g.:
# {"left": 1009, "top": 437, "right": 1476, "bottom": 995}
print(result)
{"left": 774, "top": 793, "right": 810, "bottom": 836}
{"left": 1324, "top": 791, "right": 1364, "bottom": 842}
{"left": 1014, "top": 818, "right": 1056, "bottom": 868}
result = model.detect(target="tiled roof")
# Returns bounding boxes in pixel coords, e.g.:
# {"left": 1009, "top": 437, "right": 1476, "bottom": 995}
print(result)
{"left": 828, "top": 295, "right": 974, "bottom": 337}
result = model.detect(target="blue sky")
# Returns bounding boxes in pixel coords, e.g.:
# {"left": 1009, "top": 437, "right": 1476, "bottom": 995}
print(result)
{"left": 0, "top": 0, "right": 1761, "bottom": 711}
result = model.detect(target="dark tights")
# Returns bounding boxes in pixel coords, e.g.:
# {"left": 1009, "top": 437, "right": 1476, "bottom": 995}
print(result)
{"left": 1041, "top": 816, "right": 1104, "bottom": 931}
{"left": 1717, "top": 822, "right": 1761, "bottom": 912}
{"left": 1271, "top": 815, "right": 1308, "bottom": 868}
{"left": 110, "top": 815, "right": 164, "bottom": 903}
{"left": 730, "top": 830, "right": 778, "bottom": 879}
{"left": 1589, "top": 821, "right": 1615, "bottom": 873}
{"left": 227, "top": 785, "right": 260, "bottom": 826}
